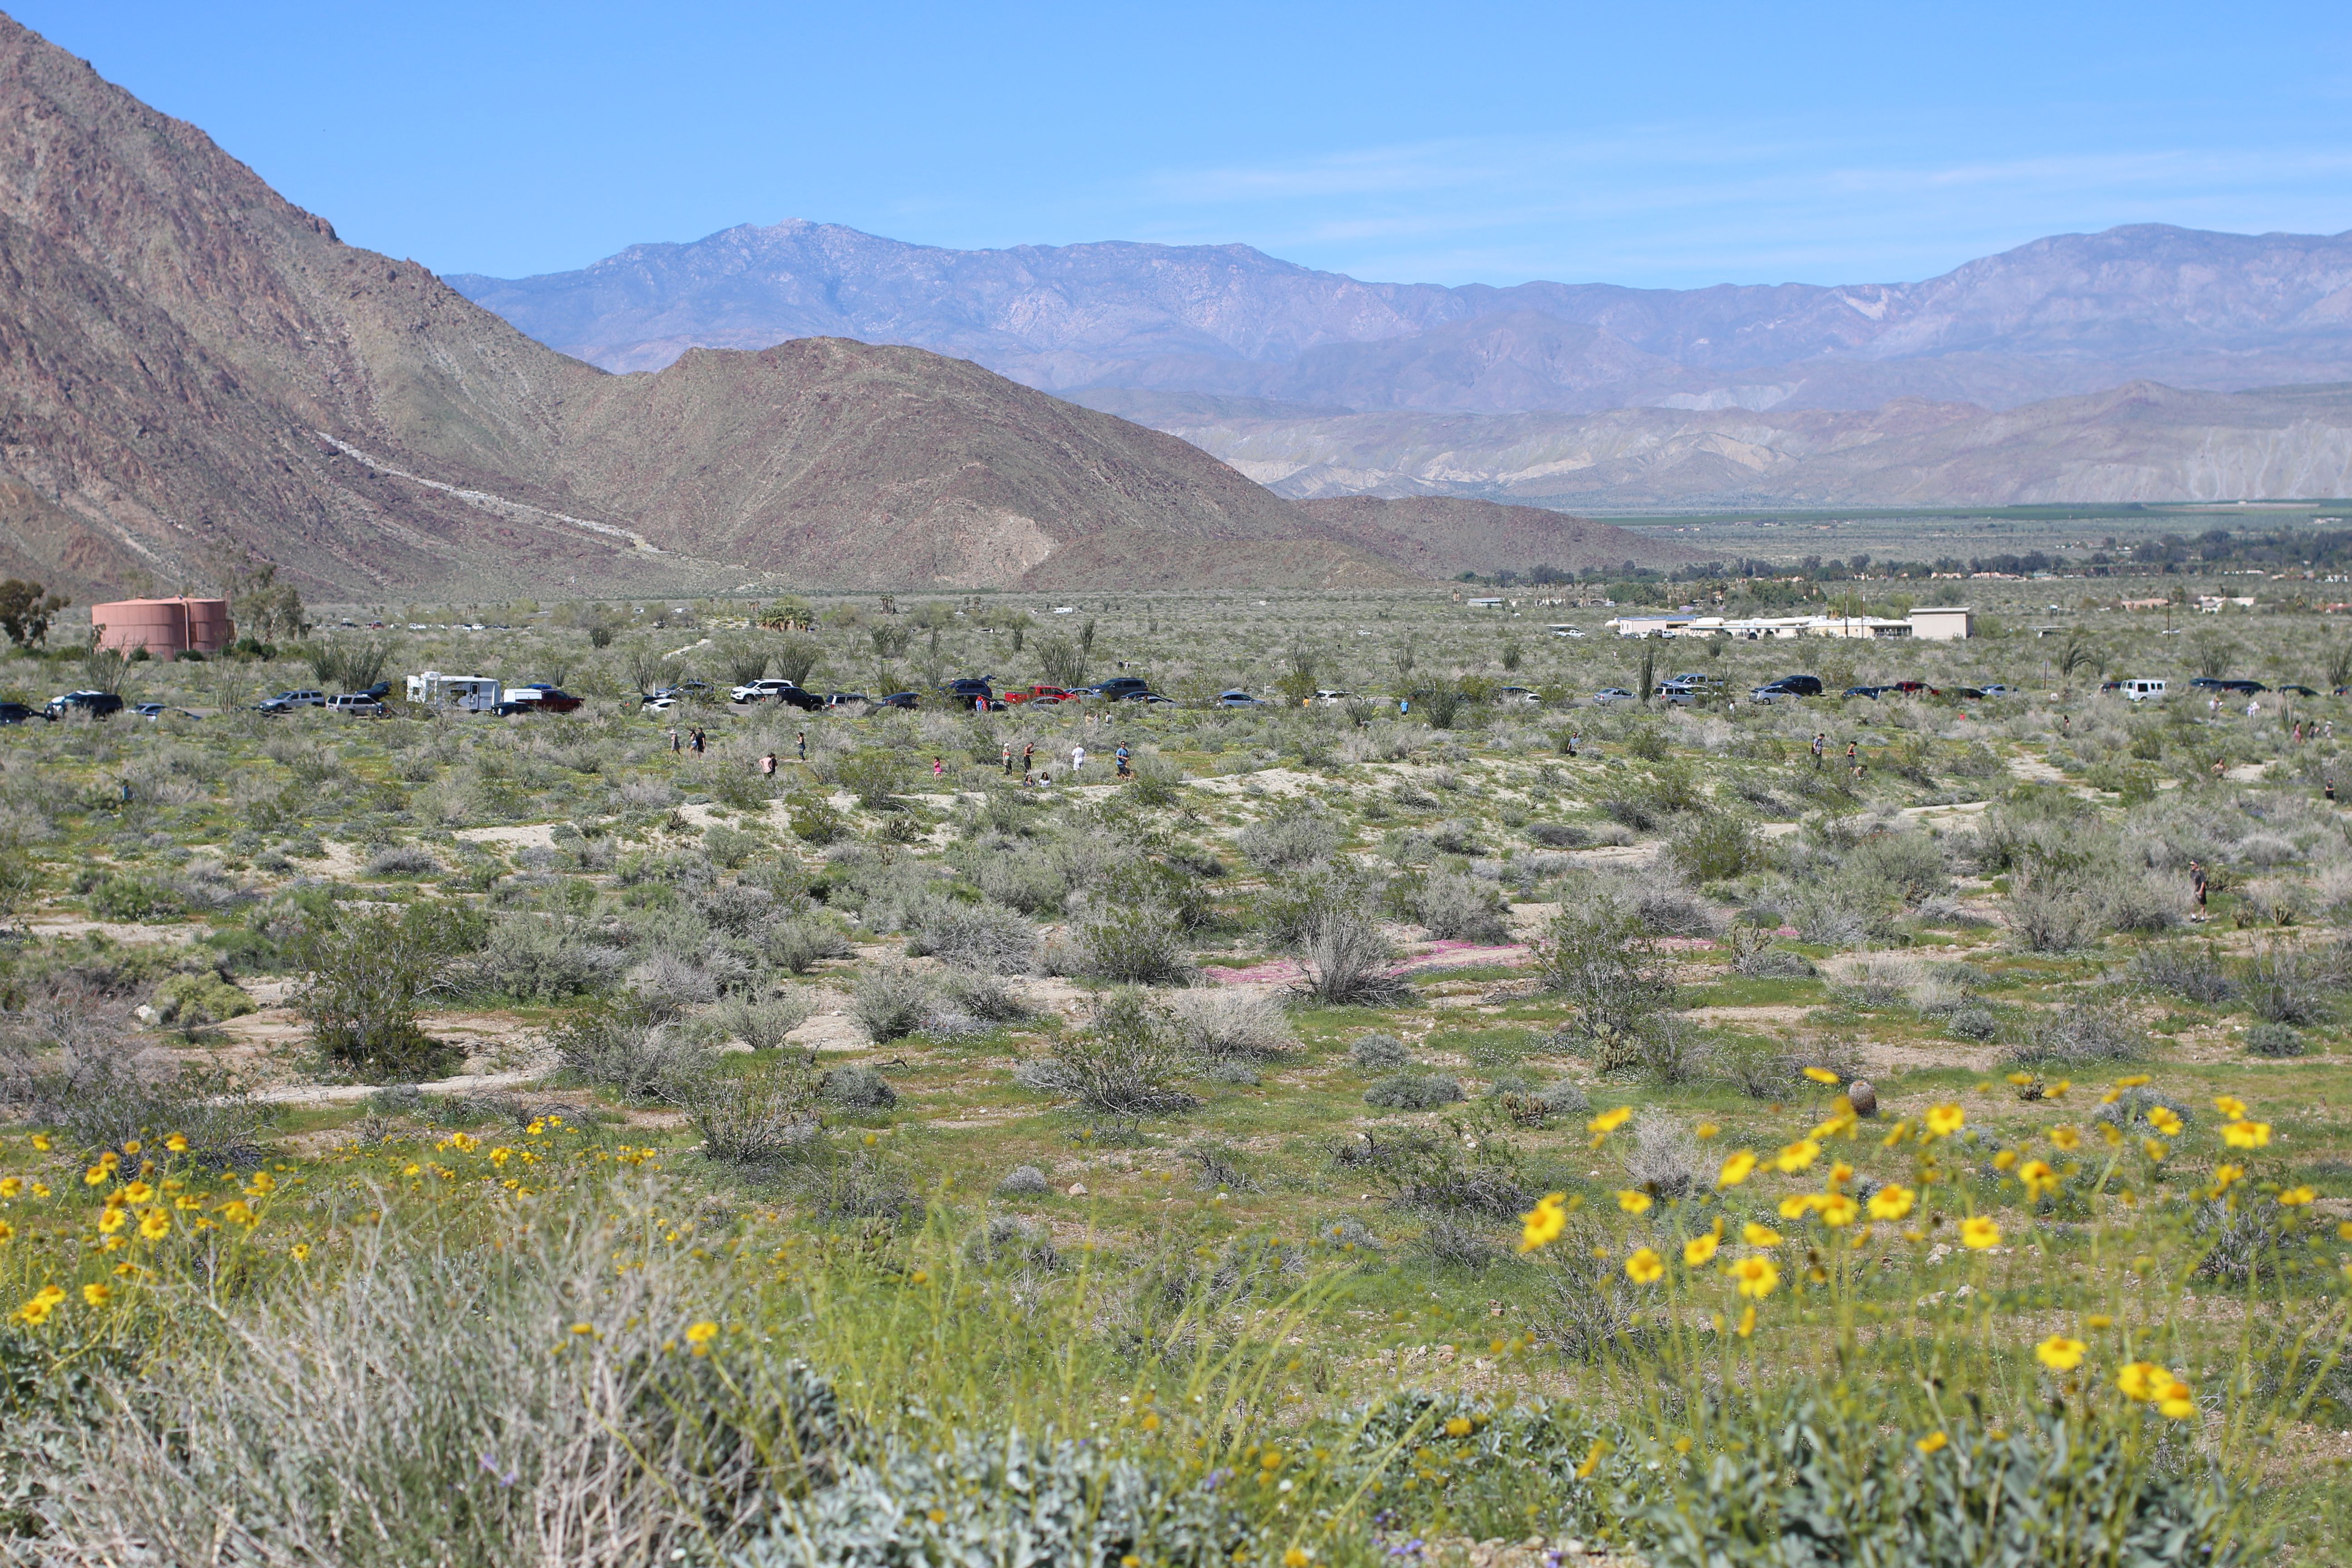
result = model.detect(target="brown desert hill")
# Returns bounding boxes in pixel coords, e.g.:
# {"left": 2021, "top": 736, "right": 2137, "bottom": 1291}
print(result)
{"left": 1291, "top": 496, "right": 1701, "bottom": 578}
{"left": 0, "top": 15, "right": 1410, "bottom": 600}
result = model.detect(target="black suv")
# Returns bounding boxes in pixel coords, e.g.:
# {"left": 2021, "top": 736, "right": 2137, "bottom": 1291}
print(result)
{"left": 1089, "top": 676, "right": 1151, "bottom": 700}
{"left": 45, "top": 690, "right": 123, "bottom": 719}
{"left": 0, "top": 702, "right": 48, "bottom": 725}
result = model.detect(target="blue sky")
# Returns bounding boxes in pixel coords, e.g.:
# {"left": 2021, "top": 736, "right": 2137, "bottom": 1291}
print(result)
{"left": 18, "top": 0, "right": 2352, "bottom": 288}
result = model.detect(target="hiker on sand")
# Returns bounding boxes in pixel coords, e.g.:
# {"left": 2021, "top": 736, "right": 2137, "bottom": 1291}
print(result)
{"left": 1115, "top": 744, "right": 1132, "bottom": 778}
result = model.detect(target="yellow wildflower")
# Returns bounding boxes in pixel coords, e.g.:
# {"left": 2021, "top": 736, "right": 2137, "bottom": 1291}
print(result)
{"left": 1916, "top": 1432, "right": 1948, "bottom": 1455}
{"left": 2147, "top": 1106, "right": 2183, "bottom": 1137}
{"left": 1575, "top": 1440, "right": 1607, "bottom": 1480}
{"left": 1862, "top": 1183, "right": 1914, "bottom": 1222}
{"left": 1615, "top": 1189, "right": 1653, "bottom": 1215}
{"left": 2142, "top": 1138, "right": 2169, "bottom": 1162}
{"left": 2221, "top": 1120, "right": 2272, "bottom": 1149}
{"left": 685, "top": 1320, "right": 720, "bottom": 1356}
{"left": 1778, "top": 1193, "right": 1822, "bottom": 1220}
{"left": 1816, "top": 1193, "right": 1861, "bottom": 1228}
{"left": 1742, "top": 1222, "right": 1782, "bottom": 1247}
{"left": 1802, "top": 1066, "right": 1841, "bottom": 1085}
{"left": 1731, "top": 1255, "right": 1780, "bottom": 1298}
{"left": 0, "top": 1221, "right": 12, "bottom": 1243}
{"left": 81, "top": 1283, "right": 110, "bottom": 1307}
{"left": 2278, "top": 1186, "right": 2318, "bottom": 1207}
{"left": 2036, "top": 1335, "right": 2087, "bottom": 1372}
{"left": 2049, "top": 1125, "right": 2082, "bottom": 1151}
{"left": 1624, "top": 1247, "right": 1665, "bottom": 1284}
{"left": 29, "top": 1134, "right": 50, "bottom": 1152}
{"left": 1776, "top": 1140, "right": 1821, "bottom": 1173}
{"left": 1683, "top": 1233, "right": 1720, "bottom": 1267}
{"left": 137, "top": 1209, "right": 170, "bottom": 1241}
{"left": 2211, "top": 1164, "right": 2245, "bottom": 1191}
{"left": 1960, "top": 1216, "right": 2002, "bottom": 1250}
{"left": 96, "top": 1207, "right": 127, "bottom": 1235}
{"left": 1716, "top": 1151, "right": 1758, "bottom": 1188}
{"left": 1924, "top": 1104, "right": 1965, "bottom": 1138}
{"left": 1588, "top": 1106, "right": 1633, "bottom": 1137}
{"left": 2018, "top": 1160, "right": 2059, "bottom": 1200}
{"left": 1993, "top": 1149, "right": 2019, "bottom": 1172}
{"left": 1444, "top": 1416, "right": 1473, "bottom": 1437}
{"left": 1518, "top": 1192, "right": 1568, "bottom": 1253}
{"left": 164, "top": 1133, "right": 188, "bottom": 1152}
{"left": 2213, "top": 1095, "right": 2248, "bottom": 1120}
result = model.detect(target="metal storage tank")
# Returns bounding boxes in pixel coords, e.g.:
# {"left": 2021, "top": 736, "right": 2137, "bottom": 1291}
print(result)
{"left": 87, "top": 598, "right": 234, "bottom": 658}
{"left": 181, "top": 598, "right": 233, "bottom": 653}
{"left": 91, "top": 599, "right": 189, "bottom": 658}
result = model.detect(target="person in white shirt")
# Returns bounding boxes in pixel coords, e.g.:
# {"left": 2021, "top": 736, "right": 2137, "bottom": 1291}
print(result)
{"left": 1071, "top": 743, "right": 1086, "bottom": 774}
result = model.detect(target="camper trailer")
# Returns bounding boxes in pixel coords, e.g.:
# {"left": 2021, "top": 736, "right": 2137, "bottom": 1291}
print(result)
{"left": 405, "top": 672, "right": 503, "bottom": 711}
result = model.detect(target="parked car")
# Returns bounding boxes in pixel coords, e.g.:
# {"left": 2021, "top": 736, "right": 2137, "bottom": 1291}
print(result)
{"left": 2279, "top": 684, "right": 2320, "bottom": 697}
{"left": 731, "top": 678, "right": 798, "bottom": 704}
{"left": 823, "top": 692, "right": 873, "bottom": 710}
{"left": 2119, "top": 679, "right": 2168, "bottom": 702}
{"left": 1945, "top": 686, "right": 1989, "bottom": 700}
{"left": 730, "top": 679, "right": 818, "bottom": 710}
{"left": 1004, "top": 685, "right": 1074, "bottom": 705}
{"left": 1842, "top": 685, "right": 1888, "bottom": 699}
{"left": 1979, "top": 684, "right": 2016, "bottom": 697}
{"left": 1887, "top": 680, "right": 1938, "bottom": 696}
{"left": 1498, "top": 686, "right": 1542, "bottom": 704}
{"left": 1122, "top": 691, "right": 1178, "bottom": 705}
{"left": 0, "top": 702, "right": 49, "bottom": 725}
{"left": 2190, "top": 677, "right": 2268, "bottom": 694}
{"left": 510, "top": 685, "right": 586, "bottom": 713}
{"left": 872, "top": 692, "right": 920, "bottom": 710}
{"left": 1089, "top": 677, "right": 1152, "bottom": 701}
{"left": 253, "top": 689, "right": 325, "bottom": 713}
{"left": 48, "top": 690, "right": 126, "bottom": 719}
{"left": 641, "top": 696, "right": 680, "bottom": 714}
{"left": 328, "top": 693, "right": 388, "bottom": 716}
{"left": 1593, "top": 687, "right": 1637, "bottom": 705}
{"left": 1216, "top": 689, "right": 1264, "bottom": 707}
{"left": 1767, "top": 675, "right": 1824, "bottom": 696}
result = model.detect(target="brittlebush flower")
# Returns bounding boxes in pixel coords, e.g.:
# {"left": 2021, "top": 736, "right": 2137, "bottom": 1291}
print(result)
{"left": 1816, "top": 1193, "right": 1860, "bottom": 1228}
{"left": 1916, "top": 1432, "right": 1949, "bottom": 1455}
{"left": 2049, "top": 1125, "right": 2083, "bottom": 1151}
{"left": 137, "top": 1209, "right": 170, "bottom": 1241}
{"left": 2278, "top": 1186, "right": 2318, "bottom": 1207}
{"left": 1924, "top": 1103, "right": 1966, "bottom": 1138}
{"left": 685, "top": 1320, "right": 720, "bottom": 1356}
{"left": 164, "top": 1133, "right": 188, "bottom": 1152}
{"left": 1588, "top": 1107, "right": 1633, "bottom": 1137}
{"left": 2019, "top": 1160, "right": 2059, "bottom": 1199}
{"left": 0, "top": 1176, "right": 21, "bottom": 1199}
{"left": 0, "top": 1220, "right": 14, "bottom": 1244}
{"left": 1802, "top": 1066, "right": 1841, "bottom": 1085}
{"left": 2147, "top": 1106, "right": 2183, "bottom": 1137}
{"left": 1716, "top": 1151, "right": 1757, "bottom": 1188}
{"left": 1615, "top": 1189, "right": 1652, "bottom": 1215}
{"left": 1960, "top": 1216, "right": 2002, "bottom": 1250}
{"left": 2221, "top": 1120, "right": 2272, "bottom": 1149}
{"left": 17, "top": 1287, "right": 63, "bottom": 1326}
{"left": 82, "top": 1283, "right": 110, "bottom": 1307}
{"left": 1868, "top": 1184, "right": 1916, "bottom": 1221}
{"left": 1624, "top": 1247, "right": 1665, "bottom": 1284}
{"left": 1683, "top": 1234, "right": 1719, "bottom": 1267}
{"left": 1731, "top": 1255, "right": 1780, "bottom": 1298}
{"left": 1742, "top": 1222, "right": 1782, "bottom": 1247}
{"left": 121, "top": 1181, "right": 154, "bottom": 1204}
{"left": 1993, "top": 1149, "right": 2019, "bottom": 1173}
{"left": 2036, "top": 1335, "right": 2087, "bottom": 1372}
{"left": 96, "top": 1207, "right": 127, "bottom": 1235}
{"left": 1775, "top": 1140, "right": 1820, "bottom": 1173}
{"left": 2214, "top": 1095, "right": 2247, "bottom": 1120}
{"left": 1518, "top": 1192, "right": 1568, "bottom": 1252}
{"left": 1778, "top": 1193, "right": 1823, "bottom": 1220}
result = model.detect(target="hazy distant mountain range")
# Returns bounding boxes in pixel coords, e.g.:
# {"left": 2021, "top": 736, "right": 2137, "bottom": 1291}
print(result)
{"left": 0, "top": 14, "right": 1688, "bottom": 600}
{"left": 450, "top": 220, "right": 2352, "bottom": 416}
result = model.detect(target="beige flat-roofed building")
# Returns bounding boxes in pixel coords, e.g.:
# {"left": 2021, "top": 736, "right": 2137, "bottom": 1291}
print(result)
{"left": 1907, "top": 607, "right": 1974, "bottom": 641}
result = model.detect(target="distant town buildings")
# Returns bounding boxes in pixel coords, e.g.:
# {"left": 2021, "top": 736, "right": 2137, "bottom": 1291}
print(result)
{"left": 1604, "top": 608, "right": 1974, "bottom": 641}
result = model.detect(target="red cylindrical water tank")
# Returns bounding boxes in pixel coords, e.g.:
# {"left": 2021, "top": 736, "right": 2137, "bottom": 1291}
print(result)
{"left": 90, "top": 599, "right": 189, "bottom": 658}
{"left": 181, "top": 598, "right": 233, "bottom": 653}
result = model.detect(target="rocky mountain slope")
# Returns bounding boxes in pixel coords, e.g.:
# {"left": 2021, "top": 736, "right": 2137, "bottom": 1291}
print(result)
{"left": 452, "top": 220, "right": 2352, "bottom": 416}
{"left": 1091, "top": 382, "right": 2352, "bottom": 510}
{"left": 11, "top": 16, "right": 1628, "bottom": 601}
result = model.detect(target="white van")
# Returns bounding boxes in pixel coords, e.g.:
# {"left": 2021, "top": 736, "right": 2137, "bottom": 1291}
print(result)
{"left": 2121, "top": 679, "right": 2168, "bottom": 701}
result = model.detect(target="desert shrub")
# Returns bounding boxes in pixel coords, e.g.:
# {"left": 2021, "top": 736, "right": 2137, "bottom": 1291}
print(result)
{"left": 1364, "top": 1073, "right": 1465, "bottom": 1110}
{"left": 1620, "top": 873, "right": 1715, "bottom": 938}
{"left": 677, "top": 1058, "right": 823, "bottom": 1163}
{"left": 906, "top": 897, "right": 1039, "bottom": 974}
{"left": 38, "top": 1194, "right": 849, "bottom": 1568}
{"left": 1527, "top": 822, "right": 1588, "bottom": 848}
{"left": 464, "top": 916, "right": 627, "bottom": 1003}
{"left": 1411, "top": 1215, "right": 1504, "bottom": 1270}
{"left": 1914, "top": 894, "right": 1994, "bottom": 928}
{"left": 699, "top": 881, "right": 776, "bottom": 936}
{"left": 290, "top": 901, "right": 480, "bottom": 1080}
{"left": 1236, "top": 806, "right": 1340, "bottom": 872}
{"left": 1668, "top": 813, "right": 1760, "bottom": 882}
{"left": 1832, "top": 951, "right": 1918, "bottom": 1009}
{"left": 364, "top": 843, "right": 442, "bottom": 879}
{"left": 5, "top": 1033, "right": 270, "bottom": 1166}
{"left": 627, "top": 951, "right": 722, "bottom": 1013}
{"left": 2008, "top": 1001, "right": 2147, "bottom": 1071}
{"left": 1167, "top": 988, "right": 1295, "bottom": 1059}
{"left": 2237, "top": 941, "right": 2335, "bottom": 1025}
{"left": 1351, "top": 1032, "right": 1412, "bottom": 1070}
{"left": 2130, "top": 943, "right": 2235, "bottom": 1004}
{"left": 996, "top": 1164, "right": 1052, "bottom": 1196}
{"left": 713, "top": 989, "right": 817, "bottom": 1052}
{"left": 851, "top": 965, "right": 938, "bottom": 1043}
{"left": 1711, "top": 1034, "right": 1793, "bottom": 1098}
{"left": 1725, "top": 925, "right": 1813, "bottom": 978}
{"left": 1534, "top": 905, "right": 1677, "bottom": 1071}
{"left": 1839, "top": 830, "right": 1950, "bottom": 906}
{"left": 150, "top": 971, "right": 256, "bottom": 1032}
{"left": 1946, "top": 1004, "right": 2002, "bottom": 1041}
{"left": 1534, "top": 1212, "right": 1661, "bottom": 1362}
{"left": 786, "top": 791, "right": 848, "bottom": 844}
{"left": 1051, "top": 988, "right": 1198, "bottom": 1118}
{"left": 820, "top": 1064, "right": 898, "bottom": 1110}
{"left": 1200, "top": 1057, "right": 1260, "bottom": 1085}
{"left": 964, "top": 1215, "right": 1062, "bottom": 1272}
{"left": 87, "top": 874, "right": 185, "bottom": 923}
{"left": 770, "top": 916, "right": 853, "bottom": 975}
{"left": 552, "top": 999, "right": 713, "bottom": 1100}
{"left": 1334, "top": 1123, "right": 1527, "bottom": 1216}
{"left": 2244, "top": 1022, "right": 2308, "bottom": 1058}
{"left": 1535, "top": 1078, "right": 1590, "bottom": 1115}
{"left": 2004, "top": 869, "right": 2109, "bottom": 953}
{"left": 1297, "top": 907, "right": 1408, "bottom": 1005}
{"left": 1075, "top": 903, "right": 1195, "bottom": 986}
{"left": 1622, "top": 1115, "right": 1712, "bottom": 1199}
{"left": 1396, "top": 869, "right": 1511, "bottom": 943}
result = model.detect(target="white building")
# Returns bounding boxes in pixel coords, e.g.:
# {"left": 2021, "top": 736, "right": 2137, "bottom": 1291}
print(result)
{"left": 1907, "top": 607, "right": 1974, "bottom": 641}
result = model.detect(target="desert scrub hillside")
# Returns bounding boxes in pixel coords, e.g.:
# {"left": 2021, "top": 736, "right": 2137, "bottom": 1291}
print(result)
{"left": 4, "top": 583, "right": 2352, "bottom": 1564}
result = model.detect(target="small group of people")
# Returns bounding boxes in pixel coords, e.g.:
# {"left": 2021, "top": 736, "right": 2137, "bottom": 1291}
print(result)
{"left": 994, "top": 738, "right": 1133, "bottom": 786}
{"left": 666, "top": 726, "right": 707, "bottom": 754}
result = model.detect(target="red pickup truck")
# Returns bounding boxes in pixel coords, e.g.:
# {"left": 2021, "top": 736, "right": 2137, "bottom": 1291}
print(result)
{"left": 1003, "top": 685, "right": 1076, "bottom": 705}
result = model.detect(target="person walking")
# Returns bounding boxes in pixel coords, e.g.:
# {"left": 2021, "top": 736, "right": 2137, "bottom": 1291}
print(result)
{"left": 1002, "top": 743, "right": 1014, "bottom": 776}
{"left": 2189, "top": 858, "right": 2209, "bottom": 919}
{"left": 1022, "top": 740, "right": 1035, "bottom": 784}
{"left": 669, "top": 727, "right": 681, "bottom": 754}
{"left": 932, "top": 756, "right": 945, "bottom": 779}
{"left": 2247, "top": 697, "right": 2261, "bottom": 719}
{"left": 690, "top": 727, "right": 706, "bottom": 755}
{"left": 1071, "top": 742, "right": 1086, "bottom": 776}
{"left": 797, "top": 730, "right": 807, "bottom": 762}
{"left": 1810, "top": 732, "right": 1825, "bottom": 769}
{"left": 1566, "top": 732, "right": 1580, "bottom": 758}
{"left": 1114, "top": 743, "right": 1131, "bottom": 778}
{"left": 1845, "top": 740, "right": 1858, "bottom": 774}
{"left": 2327, "top": 775, "right": 2338, "bottom": 804}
